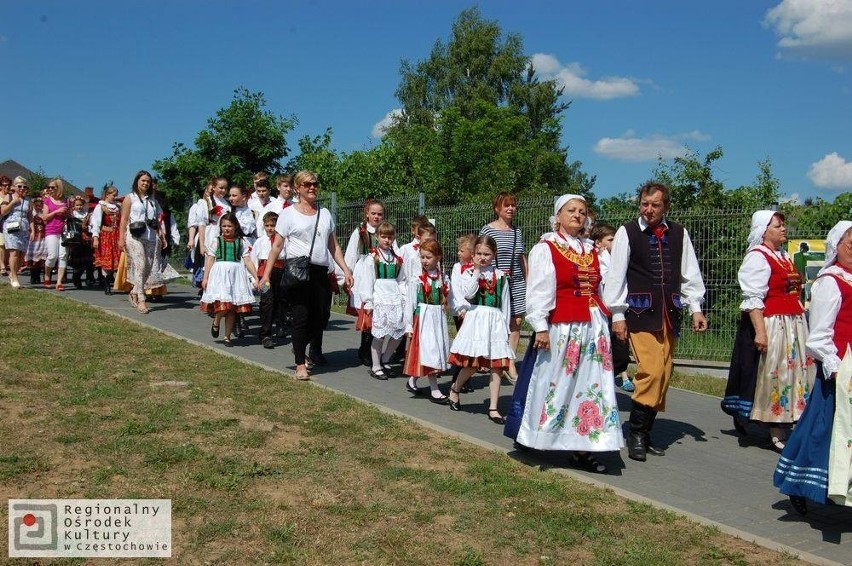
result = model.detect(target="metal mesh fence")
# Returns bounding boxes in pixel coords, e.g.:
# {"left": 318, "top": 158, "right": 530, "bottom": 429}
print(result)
{"left": 324, "top": 194, "right": 820, "bottom": 362}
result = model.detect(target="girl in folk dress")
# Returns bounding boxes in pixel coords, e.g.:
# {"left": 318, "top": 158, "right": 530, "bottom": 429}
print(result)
{"left": 345, "top": 199, "right": 388, "bottom": 366}
{"left": 722, "top": 211, "right": 813, "bottom": 451}
{"left": 403, "top": 239, "right": 451, "bottom": 404}
{"left": 513, "top": 195, "right": 623, "bottom": 473}
{"left": 25, "top": 195, "right": 47, "bottom": 284}
{"left": 774, "top": 221, "right": 852, "bottom": 515}
{"left": 447, "top": 235, "right": 514, "bottom": 424}
{"left": 353, "top": 221, "right": 406, "bottom": 380}
{"left": 201, "top": 213, "right": 258, "bottom": 346}
{"left": 90, "top": 186, "right": 122, "bottom": 294}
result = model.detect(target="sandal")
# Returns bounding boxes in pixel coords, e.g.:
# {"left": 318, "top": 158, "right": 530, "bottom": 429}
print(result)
{"left": 55, "top": 283, "right": 65, "bottom": 292}
{"left": 136, "top": 302, "right": 150, "bottom": 314}
{"left": 129, "top": 293, "right": 139, "bottom": 307}
{"left": 295, "top": 367, "right": 311, "bottom": 381}
{"left": 789, "top": 495, "right": 808, "bottom": 516}
{"left": 487, "top": 408, "right": 506, "bottom": 425}
{"left": 769, "top": 427, "right": 786, "bottom": 453}
{"left": 223, "top": 336, "right": 232, "bottom": 347}
{"left": 211, "top": 323, "right": 220, "bottom": 338}
{"left": 570, "top": 452, "right": 608, "bottom": 474}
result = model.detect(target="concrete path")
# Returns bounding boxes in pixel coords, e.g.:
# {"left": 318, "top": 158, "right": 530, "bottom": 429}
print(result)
{"left": 38, "top": 282, "right": 852, "bottom": 565}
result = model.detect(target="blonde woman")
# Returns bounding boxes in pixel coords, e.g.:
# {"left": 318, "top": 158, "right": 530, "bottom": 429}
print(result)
{"left": 0, "top": 176, "right": 32, "bottom": 289}
{"left": 41, "top": 178, "right": 70, "bottom": 290}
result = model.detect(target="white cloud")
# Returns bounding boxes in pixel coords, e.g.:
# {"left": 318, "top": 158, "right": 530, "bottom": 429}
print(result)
{"left": 808, "top": 152, "right": 852, "bottom": 188}
{"left": 371, "top": 108, "right": 402, "bottom": 139}
{"left": 764, "top": 0, "right": 852, "bottom": 59}
{"left": 593, "top": 131, "right": 710, "bottom": 162}
{"left": 530, "top": 53, "right": 640, "bottom": 100}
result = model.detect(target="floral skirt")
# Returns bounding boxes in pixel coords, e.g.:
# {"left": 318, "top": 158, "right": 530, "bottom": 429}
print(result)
{"left": 515, "top": 307, "right": 624, "bottom": 452}
{"left": 95, "top": 229, "right": 121, "bottom": 271}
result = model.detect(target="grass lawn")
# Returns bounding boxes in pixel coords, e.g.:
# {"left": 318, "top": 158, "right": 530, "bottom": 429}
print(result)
{"left": 0, "top": 287, "right": 800, "bottom": 564}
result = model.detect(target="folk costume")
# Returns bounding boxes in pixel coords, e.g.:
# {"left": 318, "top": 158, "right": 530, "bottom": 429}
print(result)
{"left": 91, "top": 201, "right": 121, "bottom": 272}
{"left": 722, "top": 211, "right": 813, "bottom": 434}
{"left": 514, "top": 231, "right": 624, "bottom": 452}
{"left": 25, "top": 204, "right": 46, "bottom": 283}
{"left": 200, "top": 235, "right": 254, "bottom": 315}
{"left": 345, "top": 222, "right": 382, "bottom": 364}
{"left": 447, "top": 265, "right": 513, "bottom": 370}
{"left": 403, "top": 268, "right": 450, "bottom": 377}
{"left": 603, "top": 209, "right": 706, "bottom": 461}
{"left": 775, "top": 221, "right": 852, "bottom": 511}
{"left": 352, "top": 246, "right": 406, "bottom": 340}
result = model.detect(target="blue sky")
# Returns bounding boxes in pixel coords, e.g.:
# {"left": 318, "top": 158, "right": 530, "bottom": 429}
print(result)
{"left": 2, "top": 0, "right": 851, "bottom": 203}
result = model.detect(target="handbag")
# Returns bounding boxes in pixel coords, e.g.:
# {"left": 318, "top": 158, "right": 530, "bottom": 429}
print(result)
{"left": 279, "top": 208, "right": 321, "bottom": 290}
{"left": 61, "top": 217, "right": 83, "bottom": 246}
{"left": 128, "top": 194, "right": 154, "bottom": 237}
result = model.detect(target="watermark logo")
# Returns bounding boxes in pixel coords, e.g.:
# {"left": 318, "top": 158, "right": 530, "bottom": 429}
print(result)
{"left": 8, "top": 499, "right": 171, "bottom": 558}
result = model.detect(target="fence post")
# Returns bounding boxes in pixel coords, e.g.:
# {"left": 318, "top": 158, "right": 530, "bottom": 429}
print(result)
{"left": 418, "top": 192, "right": 425, "bottom": 216}
{"left": 330, "top": 192, "right": 338, "bottom": 219}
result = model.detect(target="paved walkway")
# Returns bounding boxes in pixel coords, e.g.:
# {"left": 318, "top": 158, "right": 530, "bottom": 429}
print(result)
{"left": 38, "top": 282, "right": 852, "bottom": 565}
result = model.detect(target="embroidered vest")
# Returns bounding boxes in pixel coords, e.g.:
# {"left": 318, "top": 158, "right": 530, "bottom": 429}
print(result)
{"left": 624, "top": 220, "right": 685, "bottom": 333}
{"left": 215, "top": 237, "right": 242, "bottom": 262}
{"left": 373, "top": 249, "right": 402, "bottom": 279}
{"left": 822, "top": 272, "right": 852, "bottom": 356}
{"left": 472, "top": 270, "right": 505, "bottom": 308}
{"left": 547, "top": 240, "right": 609, "bottom": 324}
{"left": 415, "top": 272, "right": 447, "bottom": 307}
{"left": 750, "top": 246, "right": 804, "bottom": 317}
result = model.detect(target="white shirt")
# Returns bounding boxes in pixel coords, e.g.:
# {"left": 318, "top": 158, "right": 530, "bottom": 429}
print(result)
{"left": 250, "top": 198, "right": 283, "bottom": 236}
{"left": 127, "top": 193, "right": 161, "bottom": 241}
{"left": 232, "top": 205, "right": 257, "bottom": 239}
{"left": 603, "top": 217, "right": 705, "bottom": 323}
{"left": 274, "top": 206, "right": 335, "bottom": 265}
{"left": 344, "top": 225, "right": 401, "bottom": 272}
{"left": 250, "top": 233, "right": 286, "bottom": 270}
{"left": 448, "top": 262, "right": 473, "bottom": 316}
{"left": 806, "top": 265, "right": 852, "bottom": 376}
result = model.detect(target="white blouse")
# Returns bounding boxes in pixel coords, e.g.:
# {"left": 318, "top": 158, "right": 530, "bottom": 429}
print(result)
{"left": 127, "top": 194, "right": 161, "bottom": 241}
{"left": 806, "top": 266, "right": 852, "bottom": 376}
{"left": 274, "top": 206, "right": 335, "bottom": 265}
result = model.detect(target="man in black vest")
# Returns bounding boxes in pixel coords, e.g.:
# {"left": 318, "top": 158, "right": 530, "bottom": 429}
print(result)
{"left": 603, "top": 181, "right": 707, "bottom": 462}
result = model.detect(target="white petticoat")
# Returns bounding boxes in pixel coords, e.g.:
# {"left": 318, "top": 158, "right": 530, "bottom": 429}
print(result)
{"left": 372, "top": 278, "right": 405, "bottom": 339}
{"left": 201, "top": 261, "right": 255, "bottom": 306}
{"left": 449, "top": 305, "right": 514, "bottom": 361}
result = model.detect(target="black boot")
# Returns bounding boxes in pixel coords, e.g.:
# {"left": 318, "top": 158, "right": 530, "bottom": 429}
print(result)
{"left": 644, "top": 409, "right": 666, "bottom": 457}
{"left": 30, "top": 265, "right": 42, "bottom": 286}
{"left": 104, "top": 273, "right": 113, "bottom": 295}
{"left": 237, "top": 314, "right": 247, "bottom": 338}
{"left": 627, "top": 404, "right": 649, "bottom": 462}
{"left": 358, "top": 330, "right": 373, "bottom": 366}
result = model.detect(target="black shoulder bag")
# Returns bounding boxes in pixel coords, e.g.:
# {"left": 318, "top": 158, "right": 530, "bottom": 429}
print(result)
{"left": 280, "top": 208, "right": 321, "bottom": 290}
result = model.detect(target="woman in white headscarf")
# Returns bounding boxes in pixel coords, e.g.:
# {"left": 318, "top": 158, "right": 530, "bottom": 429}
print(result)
{"left": 721, "top": 211, "right": 813, "bottom": 451}
{"left": 507, "top": 194, "right": 623, "bottom": 474}
{"left": 774, "top": 221, "right": 852, "bottom": 515}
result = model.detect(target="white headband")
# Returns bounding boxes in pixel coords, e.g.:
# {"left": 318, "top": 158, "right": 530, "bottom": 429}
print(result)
{"left": 551, "top": 194, "right": 587, "bottom": 228}
{"left": 746, "top": 210, "right": 777, "bottom": 249}
{"left": 822, "top": 220, "right": 852, "bottom": 271}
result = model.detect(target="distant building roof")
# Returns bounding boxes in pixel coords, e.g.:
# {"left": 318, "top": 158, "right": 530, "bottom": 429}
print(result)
{"left": 0, "top": 159, "right": 84, "bottom": 196}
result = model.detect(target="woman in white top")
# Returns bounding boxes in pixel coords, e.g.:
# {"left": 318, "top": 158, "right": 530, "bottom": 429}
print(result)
{"left": 258, "top": 170, "right": 353, "bottom": 380}
{"left": 118, "top": 170, "right": 166, "bottom": 314}
{"left": 0, "top": 176, "right": 31, "bottom": 289}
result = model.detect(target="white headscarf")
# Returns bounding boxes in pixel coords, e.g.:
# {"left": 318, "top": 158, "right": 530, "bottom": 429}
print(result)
{"left": 550, "top": 194, "right": 586, "bottom": 229}
{"left": 821, "top": 220, "right": 852, "bottom": 272}
{"left": 746, "top": 210, "right": 778, "bottom": 250}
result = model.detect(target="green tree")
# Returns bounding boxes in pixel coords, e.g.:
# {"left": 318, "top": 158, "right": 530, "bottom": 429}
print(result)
{"left": 385, "top": 7, "right": 594, "bottom": 205}
{"left": 153, "top": 87, "right": 296, "bottom": 223}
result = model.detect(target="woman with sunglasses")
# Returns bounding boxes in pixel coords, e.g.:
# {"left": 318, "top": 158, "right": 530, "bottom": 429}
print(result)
{"left": 0, "top": 177, "right": 32, "bottom": 289}
{"left": 257, "top": 171, "right": 353, "bottom": 380}
{"left": 40, "top": 178, "right": 70, "bottom": 290}
{"left": 0, "top": 175, "right": 11, "bottom": 276}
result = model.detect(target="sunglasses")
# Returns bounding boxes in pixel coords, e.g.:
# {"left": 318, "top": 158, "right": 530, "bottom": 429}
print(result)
{"left": 301, "top": 181, "right": 319, "bottom": 188}
{"left": 16, "top": 184, "right": 29, "bottom": 189}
